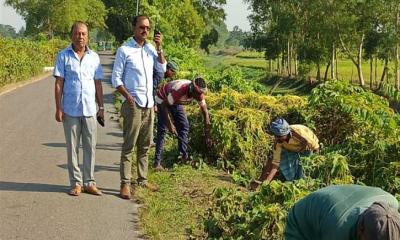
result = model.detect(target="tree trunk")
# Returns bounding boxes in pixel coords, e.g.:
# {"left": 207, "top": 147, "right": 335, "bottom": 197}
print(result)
{"left": 370, "top": 57, "right": 373, "bottom": 90}
{"left": 374, "top": 56, "right": 378, "bottom": 88}
{"left": 269, "top": 59, "right": 272, "bottom": 73}
{"left": 317, "top": 62, "right": 321, "bottom": 82}
{"left": 357, "top": 35, "right": 365, "bottom": 87}
{"left": 335, "top": 48, "right": 338, "bottom": 79}
{"left": 324, "top": 62, "right": 331, "bottom": 81}
{"left": 378, "top": 59, "right": 389, "bottom": 89}
{"left": 331, "top": 43, "right": 336, "bottom": 80}
{"left": 339, "top": 34, "right": 365, "bottom": 86}
{"left": 395, "top": 42, "right": 399, "bottom": 90}
{"left": 396, "top": 11, "right": 400, "bottom": 90}
{"left": 287, "top": 40, "right": 291, "bottom": 76}
{"left": 277, "top": 57, "right": 280, "bottom": 74}
{"left": 294, "top": 53, "right": 298, "bottom": 76}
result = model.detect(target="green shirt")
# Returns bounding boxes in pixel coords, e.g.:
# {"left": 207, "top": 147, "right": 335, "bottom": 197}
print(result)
{"left": 285, "top": 185, "right": 399, "bottom": 240}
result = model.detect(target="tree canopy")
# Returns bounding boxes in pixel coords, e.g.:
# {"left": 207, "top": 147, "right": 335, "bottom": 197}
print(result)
{"left": 6, "top": 0, "right": 107, "bottom": 38}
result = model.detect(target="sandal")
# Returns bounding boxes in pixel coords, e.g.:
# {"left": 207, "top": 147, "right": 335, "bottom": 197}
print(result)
{"left": 69, "top": 185, "right": 82, "bottom": 196}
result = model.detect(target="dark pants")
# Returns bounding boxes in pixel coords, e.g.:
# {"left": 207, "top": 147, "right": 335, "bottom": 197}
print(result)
{"left": 154, "top": 104, "right": 189, "bottom": 165}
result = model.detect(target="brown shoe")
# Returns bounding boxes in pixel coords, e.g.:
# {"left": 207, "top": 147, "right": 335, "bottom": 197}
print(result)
{"left": 120, "top": 184, "right": 131, "bottom": 200}
{"left": 69, "top": 185, "right": 82, "bottom": 196}
{"left": 140, "top": 182, "right": 159, "bottom": 192}
{"left": 83, "top": 185, "right": 102, "bottom": 196}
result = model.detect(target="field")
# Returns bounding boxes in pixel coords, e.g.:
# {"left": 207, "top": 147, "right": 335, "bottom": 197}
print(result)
{"left": 124, "top": 47, "right": 400, "bottom": 239}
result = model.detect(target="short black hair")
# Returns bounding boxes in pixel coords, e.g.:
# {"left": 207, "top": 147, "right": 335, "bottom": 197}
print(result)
{"left": 194, "top": 77, "right": 206, "bottom": 88}
{"left": 132, "top": 15, "right": 150, "bottom": 27}
{"left": 70, "top": 21, "right": 88, "bottom": 35}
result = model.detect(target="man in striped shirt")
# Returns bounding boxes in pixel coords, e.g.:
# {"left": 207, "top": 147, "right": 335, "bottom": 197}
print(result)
{"left": 154, "top": 77, "right": 211, "bottom": 170}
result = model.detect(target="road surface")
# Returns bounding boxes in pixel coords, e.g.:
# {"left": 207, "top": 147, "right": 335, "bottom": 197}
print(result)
{"left": 0, "top": 53, "right": 144, "bottom": 240}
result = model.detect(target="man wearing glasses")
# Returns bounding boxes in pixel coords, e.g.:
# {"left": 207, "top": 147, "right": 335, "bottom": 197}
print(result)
{"left": 111, "top": 15, "right": 166, "bottom": 199}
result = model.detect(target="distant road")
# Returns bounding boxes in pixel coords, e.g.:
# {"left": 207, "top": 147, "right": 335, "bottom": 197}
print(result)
{"left": 0, "top": 52, "right": 144, "bottom": 240}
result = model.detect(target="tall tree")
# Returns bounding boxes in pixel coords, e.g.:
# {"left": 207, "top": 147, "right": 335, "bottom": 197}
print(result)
{"left": 6, "top": 0, "right": 107, "bottom": 38}
{"left": 0, "top": 24, "right": 17, "bottom": 38}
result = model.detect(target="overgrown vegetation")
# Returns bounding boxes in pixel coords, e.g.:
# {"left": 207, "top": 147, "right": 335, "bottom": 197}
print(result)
{"left": 121, "top": 43, "right": 399, "bottom": 240}
{"left": 0, "top": 37, "right": 66, "bottom": 87}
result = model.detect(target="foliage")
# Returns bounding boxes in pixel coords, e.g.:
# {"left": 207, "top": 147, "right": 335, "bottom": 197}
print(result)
{"left": 204, "top": 179, "right": 322, "bottom": 240}
{"left": 225, "top": 26, "right": 247, "bottom": 47}
{"left": 206, "top": 66, "right": 267, "bottom": 93}
{"left": 103, "top": 0, "right": 225, "bottom": 46}
{"left": 203, "top": 149, "right": 354, "bottom": 240}
{"left": 235, "top": 51, "right": 264, "bottom": 59}
{"left": 244, "top": 0, "right": 400, "bottom": 86}
{"left": 0, "top": 37, "right": 67, "bottom": 87}
{"left": 163, "top": 43, "right": 206, "bottom": 79}
{"left": 376, "top": 82, "right": 400, "bottom": 107}
{"left": 200, "top": 28, "right": 219, "bottom": 54}
{"left": 134, "top": 162, "right": 237, "bottom": 240}
{"left": 0, "top": 24, "right": 17, "bottom": 38}
{"left": 6, "top": 0, "right": 107, "bottom": 38}
{"left": 308, "top": 80, "right": 400, "bottom": 192}
{"left": 185, "top": 88, "right": 307, "bottom": 178}
{"left": 302, "top": 152, "right": 353, "bottom": 185}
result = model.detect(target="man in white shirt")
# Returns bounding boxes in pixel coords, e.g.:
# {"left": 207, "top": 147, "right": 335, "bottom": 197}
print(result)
{"left": 111, "top": 15, "right": 166, "bottom": 199}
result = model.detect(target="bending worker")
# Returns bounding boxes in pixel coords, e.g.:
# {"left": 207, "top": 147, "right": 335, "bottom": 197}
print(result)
{"left": 251, "top": 118, "right": 319, "bottom": 189}
{"left": 153, "top": 77, "right": 212, "bottom": 170}
{"left": 285, "top": 184, "right": 400, "bottom": 240}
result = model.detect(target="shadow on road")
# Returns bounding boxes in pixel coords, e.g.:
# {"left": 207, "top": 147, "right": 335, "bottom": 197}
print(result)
{"left": 42, "top": 142, "right": 122, "bottom": 151}
{"left": 57, "top": 164, "right": 120, "bottom": 172}
{"left": 0, "top": 181, "right": 69, "bottom": 193}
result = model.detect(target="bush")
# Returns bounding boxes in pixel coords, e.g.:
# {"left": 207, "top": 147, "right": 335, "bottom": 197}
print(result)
{"left": 203, "top": 150, "right": 355, "bottom": 240}
{"left": 308, "top": 80, "right": 400, "bottom": 193}
{"left": 204, "top": 179, "right": 323, "bottom": 240}
{"left": 0, "top": 37, "right": 66, "bottom": 87}
{"left": 186, "top": 88, "right": 307, "bottom": 178}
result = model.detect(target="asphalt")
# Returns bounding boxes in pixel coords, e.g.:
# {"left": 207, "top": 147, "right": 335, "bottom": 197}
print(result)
{"left": 0, "top": 52, "right": 144, "bottom": 240}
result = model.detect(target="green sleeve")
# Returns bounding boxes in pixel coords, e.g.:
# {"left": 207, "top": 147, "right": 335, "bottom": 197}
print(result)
{"left": 284, "top": 185, "right": 398, "bottom": 240}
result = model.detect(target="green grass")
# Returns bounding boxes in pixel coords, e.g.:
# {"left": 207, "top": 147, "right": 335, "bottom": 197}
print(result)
{"left": 235, "top": 50, "right": 264, "bottom": 59}
{"left": 130, "top": 136, "right": 238, "bottom": 239}
{"left": 134, "top": 161, "right": 238, "bottom": 240}
{"left": 204, "top": 54, "right": 267, "bottom": 70}
{"left": 205, "top": 51, "right": 397, "bottom": 86}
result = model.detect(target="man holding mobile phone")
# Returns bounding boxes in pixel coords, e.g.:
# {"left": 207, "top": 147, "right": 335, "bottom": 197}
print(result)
{"left": 111, "top": 15, "right": 166, "bottom": 199}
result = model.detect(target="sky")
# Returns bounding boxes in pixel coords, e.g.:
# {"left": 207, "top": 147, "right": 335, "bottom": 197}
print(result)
{"left": 0, "top": 0, "right": 25, "bottom": 31}
{"left": 0, "top": 0, "right": 251, "bottom": 32}
{"left": 223, "top": 0, "right": 251, "bottom": 31}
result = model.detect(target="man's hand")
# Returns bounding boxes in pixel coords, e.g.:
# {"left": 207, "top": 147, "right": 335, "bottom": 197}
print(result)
{"left": 126, "top": 95, "right": 135, "bottom": 106}
{"left": 154, "top": 32, "right": 162, "bottom": 49}
{"left": 97, "top": 108, "right": 104, "bottom": 120}
{"left": 168, "top": 124, "right": 177, "bottom": 135}
{"left": 55, "top": 109, "right": 64, "bottom": 122}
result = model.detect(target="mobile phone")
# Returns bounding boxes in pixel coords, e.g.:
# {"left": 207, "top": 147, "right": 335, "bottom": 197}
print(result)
{"left": 97, "top": 116, "right": 105, "bottom": 127}
{"left": 154, "top": 29, "right": 160, "bottom": 38}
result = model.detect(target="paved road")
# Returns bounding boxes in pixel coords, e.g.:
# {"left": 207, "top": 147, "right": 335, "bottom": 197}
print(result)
{"left": 0, "top": 53, "right": 144, "bottom": 240}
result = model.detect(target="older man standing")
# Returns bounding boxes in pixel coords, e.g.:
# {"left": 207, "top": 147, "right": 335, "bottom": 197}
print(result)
{"left": 111, "top": 15, "right": 166, "bottom": 199}
{"left": 54, "top": 21, "right": 104, "bottom": 196}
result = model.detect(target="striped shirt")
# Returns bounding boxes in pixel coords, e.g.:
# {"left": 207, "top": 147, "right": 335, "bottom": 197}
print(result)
{"left": 155, "top": 80, "right": 206, "bottom": 106}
